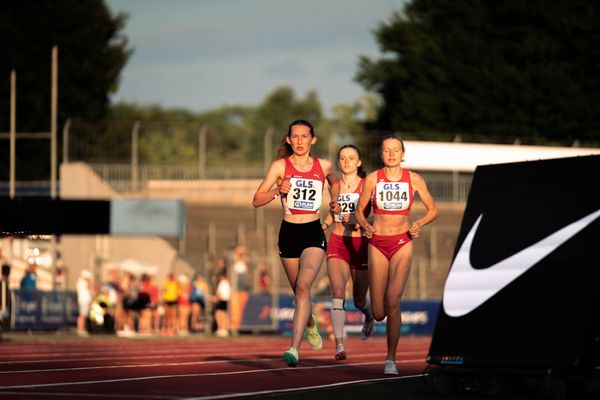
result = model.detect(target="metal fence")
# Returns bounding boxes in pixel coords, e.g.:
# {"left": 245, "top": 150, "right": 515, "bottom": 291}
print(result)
{"left": 86, "top": 163, "right": 473, "bottom": 203}
{"left": 0, "top": 167, "right": 472, "bottom": 203}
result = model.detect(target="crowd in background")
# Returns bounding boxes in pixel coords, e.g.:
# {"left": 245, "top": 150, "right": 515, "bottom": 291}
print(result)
{"left": 75, "top": 245, "right": 272, "bottom": 338}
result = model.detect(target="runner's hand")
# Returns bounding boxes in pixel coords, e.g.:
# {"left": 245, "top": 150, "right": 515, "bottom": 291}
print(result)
{"left": 409, "top": 221, "right": 423, "bottom": 238}
{"left": 329, "top": 201, "right": 342, "bottom": 215}
{"left": 362, "top": 223, "right": 375, "bottom": 238}
{"left": 277, "top": 177, "right": 291, "bottom": 196}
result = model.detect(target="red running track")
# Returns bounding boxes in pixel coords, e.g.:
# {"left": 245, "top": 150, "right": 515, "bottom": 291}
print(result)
{"left": 0, "top": 335, "right": 431, "bottom": 399}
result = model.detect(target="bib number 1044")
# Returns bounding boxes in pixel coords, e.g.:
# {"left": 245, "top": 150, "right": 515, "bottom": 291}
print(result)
{"left": 378, "top": 190, "right": 407, "bottom": 202}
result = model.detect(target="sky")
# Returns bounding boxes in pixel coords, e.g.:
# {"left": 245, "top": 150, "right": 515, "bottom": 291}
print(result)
{"left": 105, "top": 0, "right": 407, "bottom": 115}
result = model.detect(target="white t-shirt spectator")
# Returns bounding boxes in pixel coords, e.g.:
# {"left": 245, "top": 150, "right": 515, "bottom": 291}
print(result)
{"left": 216, "top": 278, "right": 231, "bottom": 302}
{"left": 77, "top": 276, "right": 92, "bottom": 317}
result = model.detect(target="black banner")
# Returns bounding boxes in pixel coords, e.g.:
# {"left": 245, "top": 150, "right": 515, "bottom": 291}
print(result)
{"left": 0, "top": 198, "right": 110, "bottom": 236}
{"left": 428, "top": 155, "right": 600, "bottom": 370}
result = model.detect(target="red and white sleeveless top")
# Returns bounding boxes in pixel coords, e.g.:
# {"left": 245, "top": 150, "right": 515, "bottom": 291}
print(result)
{"left": 334, "top": 178, "right": 369, "bottom": 223}
{"left": 282, "top": 156, "right": 326, "bottom": 215}
{"left": 372, "top": 168, "right": 413, "bottom": 215}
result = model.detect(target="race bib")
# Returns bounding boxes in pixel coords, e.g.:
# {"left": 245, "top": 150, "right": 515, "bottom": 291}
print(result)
{"left": 286, "top": 178, "right": 323, "bottom": 212}
{"left": 375, "top": 181, "right": 410, "bottom": 211}
{"left": 335, "top": 192, "right": 360, "bottom": 222}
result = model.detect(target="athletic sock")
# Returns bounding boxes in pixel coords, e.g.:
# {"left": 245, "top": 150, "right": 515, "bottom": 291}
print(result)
{"left": 331, "top": 298, "right": 345, "bottom": 340}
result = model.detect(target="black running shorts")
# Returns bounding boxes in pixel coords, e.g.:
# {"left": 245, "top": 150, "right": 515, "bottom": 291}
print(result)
{"left": 278, "top": 219, "right": 327, "bottom": 258}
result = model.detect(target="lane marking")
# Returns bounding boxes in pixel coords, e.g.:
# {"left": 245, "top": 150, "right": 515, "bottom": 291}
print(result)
{"left": 0, "top": 345, "right": 426, "bottom": 366}
{"left": 0, "top": 351, "right": 427, "bottom": 374}
{"left": 0, "top": 391, "right": 178, "bottom": 399}
{"left": 181, "top": 374, "right": 426, "bottom": 400}
{"left": 0, "top": 375, "right": 427, "bottom": 400}
{"left": 0, "top": 359, "right": 426, "bottom": 390}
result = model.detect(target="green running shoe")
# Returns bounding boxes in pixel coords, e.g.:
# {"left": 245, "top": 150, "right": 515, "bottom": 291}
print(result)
{"left": 304, "top": 318, "right": 323, "bottom": 350}
{"left": 283, "top": 347, "right": 299, "bottom": 367}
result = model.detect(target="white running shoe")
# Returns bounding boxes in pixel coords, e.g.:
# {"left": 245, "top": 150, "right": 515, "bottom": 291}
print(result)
{"left": 334, "top": 343, "right": 346, "bottom": 360}
{"left": 360, "top": 318, "right": 375, "bottom": 340}
{"left": 383, "top": 359, "right": 398, "bottom": 375}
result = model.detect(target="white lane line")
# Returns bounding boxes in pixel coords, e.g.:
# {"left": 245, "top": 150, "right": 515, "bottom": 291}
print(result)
{"left": 0, "top": 359, "right": 426, "bottom": 390}
{"left": 0, "top": 344, "right": 417, "bottom": 359}
{"left": 0, "top": 339, "right": 427, "bottom": 356}
{"left": 0, "top": 345, "right": 414, "bottom": 366}
{"left": 181, "top": 374, "right": 426, "bottom": 400}
{"left": 0, "top": 351, "right": 427, "bottom": 374}
{"left": 0, "top": 390, "right": 179, "bottom": 399}
{"left": 0, "top": 374, "right": 426, "bottom": 400}
{"left": 0, "top": 343, "right": 396, "bottom": 361}
{"left": 0, "top": 346, "right": 290, "bottom": 359}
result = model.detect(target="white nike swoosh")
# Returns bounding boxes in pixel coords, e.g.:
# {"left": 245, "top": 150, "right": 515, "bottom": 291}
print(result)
{"left": 443, "top": 208, "right": 600, "bottom": 317}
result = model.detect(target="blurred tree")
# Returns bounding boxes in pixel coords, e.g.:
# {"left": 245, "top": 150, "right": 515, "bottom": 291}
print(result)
{"left": 99, "top": 86, "right": 325, "bottom": 168}
{"left": 320, "top": 93, "right": 382, "bottom": 168}
{"left": 356, "top": 0, "right": 600, "bottom": 144}
{"left": 245, "top": 86, "right": 324, "bottom": 162}
{"left": 0, "top": 0, "right": 131, "bottom": 180}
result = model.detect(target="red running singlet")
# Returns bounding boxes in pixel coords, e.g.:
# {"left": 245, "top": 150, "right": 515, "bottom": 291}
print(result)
{"left": 282, "top": 157, "right": 326, "bottom": 215}
{"left": 372, "top": 168, "right": 413, "bottom": 215}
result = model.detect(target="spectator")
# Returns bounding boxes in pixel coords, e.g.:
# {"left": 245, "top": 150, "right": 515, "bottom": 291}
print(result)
{"left": 126, "top": 274, "right": 150, "bottom": 334}
{"left": 232, "top": 246, "right": 249, "bottom": 291}
{"left": 161, "top": 272, "right": 179, "bottom": 335}
{"left": 20, "top": 262, "right": 37, "bottom": 290}
{"left": 211, "top": 257, "right": 227, "bottom": 290}
{"left": 213, "top": 270, "right": 231, "bottom": 337}
{"left": 89, "top": 285, "right": 115, "bottom": 334}
{"left": 1, "top": 261, "right": 11, "bottom": 332}
{"left": 139, "top": 274, "right": 159, "bottom": 335}
{"left": 177, "top": 274, "right": 191, "bottom": 335}
{"left": 120, "top": 273, "right": 139, "bottom": 336}
{"left": 106, "top": 269, "right": 124, "bottom": 331}
{"left": 256, "top": 261, "right": 272, "bottom": 293}
{"left": 190, "top": 273, "right": 208, "bottom": 332}
{"left": 76, "top": 270, "right": 94, "bottom": 336}
{"left": 231, "top": 246, "right": 250, "bottom": 333}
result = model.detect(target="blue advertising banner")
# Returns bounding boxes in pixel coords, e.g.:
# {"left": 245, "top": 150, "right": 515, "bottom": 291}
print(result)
{"left": 241, "top": 294, "right": 439, "bottom": 336}
{"left": 12, "top": 290, "right": 78, "bottom": 331}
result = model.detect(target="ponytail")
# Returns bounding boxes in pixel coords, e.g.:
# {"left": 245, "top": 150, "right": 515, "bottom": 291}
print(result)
{"left": 276, "top": 137, "right": 293, "bottom": 159}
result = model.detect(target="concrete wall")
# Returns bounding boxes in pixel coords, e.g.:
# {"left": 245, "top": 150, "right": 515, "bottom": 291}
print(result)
{"left": 59, "top": 162, "right": 193, "bottom": 289}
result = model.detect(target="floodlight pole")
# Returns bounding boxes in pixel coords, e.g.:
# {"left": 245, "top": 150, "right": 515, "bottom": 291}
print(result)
{"left": 198, "top": 124, "right": 207, "bottom": 179}
{"left": 50, "top": 46, "right": 58, "bottom": 199}
{"left": 50, "top": 46, "right": 60, "bottom": 290}
{"left": 131, "top": 121, "right": 141, "bottom": 192}
{"left": 62, "top": 118, "right": 71, "bottom": 164}
{"left": 10, "top": 70, "right": 16, "bottom": 199}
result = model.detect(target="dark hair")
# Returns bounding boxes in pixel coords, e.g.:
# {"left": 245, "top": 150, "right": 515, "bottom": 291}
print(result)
{"left": 380, "top": 135, "right": 405, "bottom": 154}
{"left": 337, "top": 144, "right": 366, "bottom": 178}
{"left": 276, "top": 119, "right": 315, "bottom": 159}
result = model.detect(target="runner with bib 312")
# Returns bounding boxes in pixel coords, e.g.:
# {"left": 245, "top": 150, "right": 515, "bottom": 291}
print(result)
{"left": 252, "top": 119, "right": 341, "bottom": 367}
